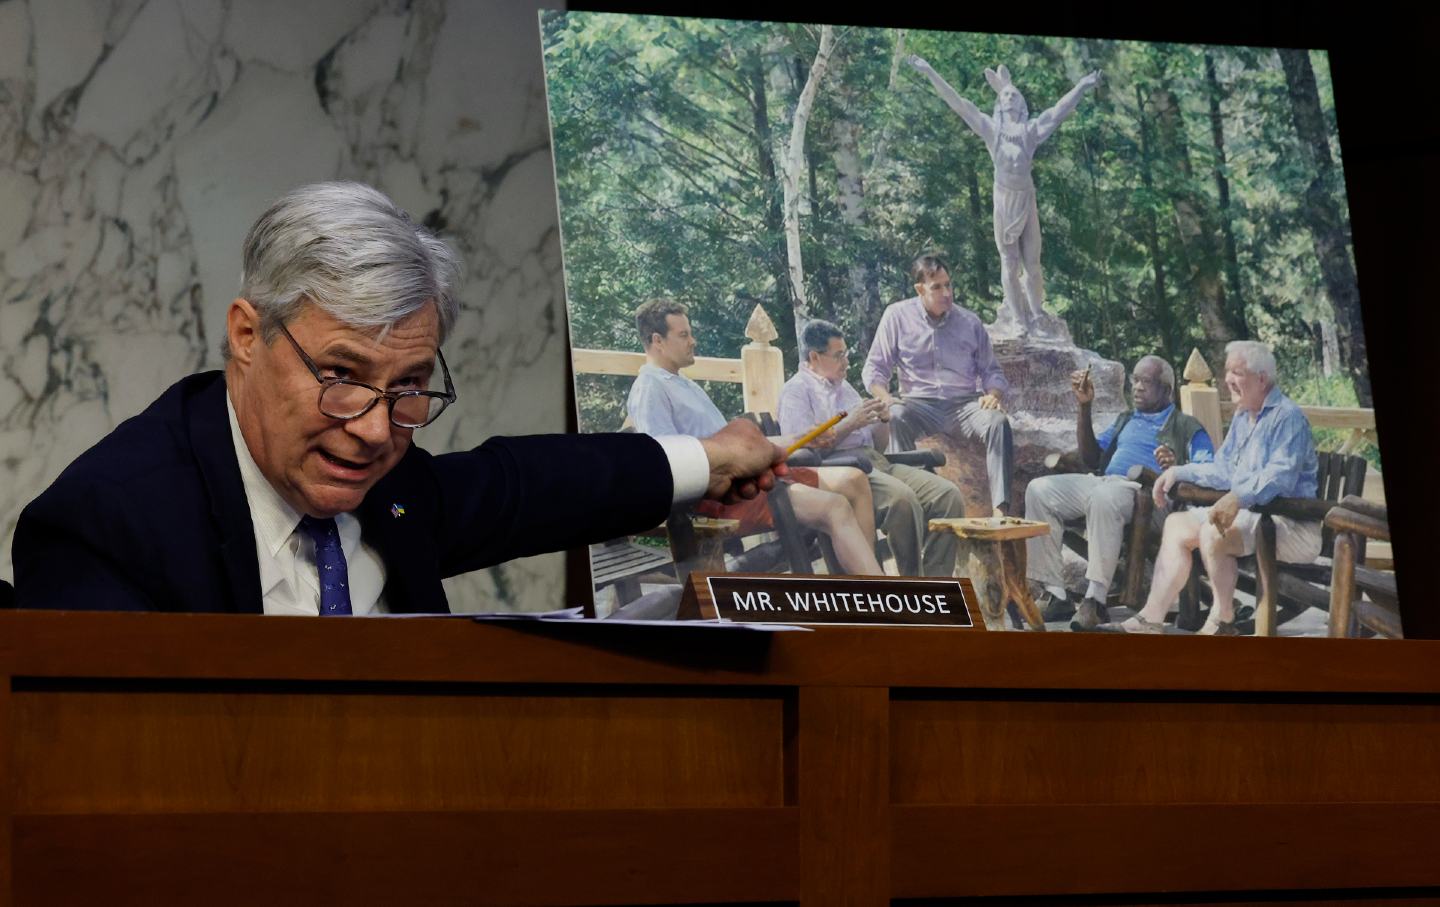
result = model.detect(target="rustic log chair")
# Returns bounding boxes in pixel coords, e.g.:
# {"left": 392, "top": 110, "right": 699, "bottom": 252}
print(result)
{"left": 594, "top": 481, "right": 821, "bottom": 612}
{"left": 592, "top": 414, "right": 857, "bottom": 610}
{"left": 1040, "top": 451, "right": 1155, "bottom": 610}
{"left": 589, "top": 445, "right": 779, "bottom": 612}
{"left": 1131, "top": 451, "right": 1367, "bottom": 635}
{"left": 721, "top": 412, "right": 856, "bottom": 575}
{"left": 1324, "top": 495, "right": 1399, "bottom": 638}
{"left": 595, "top": 405, "right": 934, "bottom": 603}
{"left": 816, "top": 439, "right": 947, "bottom": 572}
{"left": 1123, "top": 464, "right": 1206, "bottom": 630}
{"left": 619, "top": 414, "right": 852, "bottom": 587}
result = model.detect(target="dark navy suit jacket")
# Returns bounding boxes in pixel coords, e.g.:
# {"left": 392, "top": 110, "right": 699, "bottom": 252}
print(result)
{"left": 13, "top": 372, "right": 673, "bottom": 613}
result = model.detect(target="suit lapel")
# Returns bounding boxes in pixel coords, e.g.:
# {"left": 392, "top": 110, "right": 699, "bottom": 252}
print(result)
{"left": 360, "top": 462, "right": 449, "bottom": 614}
{"left": 188, "top": 375, "right": 264, "bottom": 614}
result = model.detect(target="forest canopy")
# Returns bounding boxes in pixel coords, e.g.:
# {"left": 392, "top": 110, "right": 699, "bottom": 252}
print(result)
{"left": 542, "top": 13, "right": 1368, "bottom": 457}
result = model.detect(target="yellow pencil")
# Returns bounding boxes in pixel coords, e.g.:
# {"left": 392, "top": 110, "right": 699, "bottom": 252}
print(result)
{"left": 785, "top": 411, "right": 846, "bottom": 457}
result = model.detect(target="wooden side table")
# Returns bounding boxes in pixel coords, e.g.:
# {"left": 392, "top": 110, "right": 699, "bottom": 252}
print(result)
{"left": 929, "top": 517, "right": 1051, "bottom": 631}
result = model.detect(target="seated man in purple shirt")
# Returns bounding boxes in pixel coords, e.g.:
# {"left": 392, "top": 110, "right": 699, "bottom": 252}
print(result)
{"left": 779, "top": 319, "right": 965, "bottom": 577}
{"left": 862, "top": 254, "right": 1014, "bottom": 514}
{"left": 1024, "top": 355, "right": 1214, "bottom": 630}
{"left": 1120, "top": 341, "right": 1320, "bottom": 636}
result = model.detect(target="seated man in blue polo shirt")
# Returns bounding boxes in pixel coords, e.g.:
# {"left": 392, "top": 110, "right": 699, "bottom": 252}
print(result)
{"left": 1024, "top": 355, "right": 1214, "bottom": 630}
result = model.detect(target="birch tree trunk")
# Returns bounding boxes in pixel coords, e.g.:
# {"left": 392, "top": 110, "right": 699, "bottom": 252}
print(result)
{"left": 780, "top": 25, "right": 836, "bottom": 344}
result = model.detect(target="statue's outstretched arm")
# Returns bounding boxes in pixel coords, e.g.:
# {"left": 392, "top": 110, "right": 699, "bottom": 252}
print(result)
{"left": 1033, "top": 70, "right": 1101, "bottom": 145}
{"left": 907, "top": 55, "right": 993, "bottom": 142}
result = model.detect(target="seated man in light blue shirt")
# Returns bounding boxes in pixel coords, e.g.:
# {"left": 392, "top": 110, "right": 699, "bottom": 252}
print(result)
{"left": 627, "top": 299, "right": 883, "bottom": 576}
{"left": 1024, "top": 355, "right": 1214, "bottom": 630}
{"left": 1122, "top": 341, "right": 1320, "bottom": 636}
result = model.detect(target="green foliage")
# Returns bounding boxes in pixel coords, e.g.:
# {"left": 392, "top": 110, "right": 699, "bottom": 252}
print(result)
{"left": 542, "top": 12, "right": 1371, "bottom": 453}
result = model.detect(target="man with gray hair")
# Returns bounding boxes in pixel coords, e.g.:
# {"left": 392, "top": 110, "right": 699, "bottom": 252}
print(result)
{"left": 1120, "top": 340, "right": 1320, "bottom": 635}
{"left": 13, "top": 182, "right": 785, "bottom": 613}
{"left": 1025, "top": 355, "right": 1213, "bottom": 630}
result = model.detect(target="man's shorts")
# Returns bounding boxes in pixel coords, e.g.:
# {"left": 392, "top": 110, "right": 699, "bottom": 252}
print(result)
{"left": 693, "top": 467, "right": 821, "bottom": 533}
{"left": 1181, "top": 506, "right": 1323, "bottom": 563}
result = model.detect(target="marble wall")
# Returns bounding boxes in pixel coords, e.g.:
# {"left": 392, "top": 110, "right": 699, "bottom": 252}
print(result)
{"left": 0, "top": 0, "right": 571, "bottom": 611}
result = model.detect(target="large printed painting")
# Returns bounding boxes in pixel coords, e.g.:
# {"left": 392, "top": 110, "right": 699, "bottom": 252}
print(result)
{"left": 540, "top": 12, "right": 1393, "bottom": 636}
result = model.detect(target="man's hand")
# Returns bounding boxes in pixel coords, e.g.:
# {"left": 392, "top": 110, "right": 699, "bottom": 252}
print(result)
{"left": 1208, "top": 492, "right": 1241, "bottom": 533}
{"left": 869, "top": 387, "right": 895, "bottom": 422}
{"left": 1069, "top": 369, "right": 1095, "bottom": 406}
{"left": 1153, "top": 444, "right": 1177, "bottom": 470}
{"left": 1152, "top": 466, "right": 1179, "bottom": 509}
{"left": 907, "top": 54, "right": 933, "bottom": 74}
{"left": 698, "top": 419, "right": 788, "bottom": 504}
{"left": 979, "top": 391, "right": 1004, "bottom": 411}
{"left": 1078, "top": 70, "right": 1101, "bottom": 92}
{"left": 840, "top": 397, "right": 888, "bottom": 434}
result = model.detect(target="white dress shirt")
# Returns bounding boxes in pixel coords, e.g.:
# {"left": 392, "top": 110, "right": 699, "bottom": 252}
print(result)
{"left": 225, "top": 392, "right": 709, "bottom": 615}
{"left": 227, "top": 396, "right": 389, "bottom": 615}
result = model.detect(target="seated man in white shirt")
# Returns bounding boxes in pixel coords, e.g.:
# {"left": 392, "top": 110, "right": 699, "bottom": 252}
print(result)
{"left": 627, "top": 299, "right": 883, "bottom": 576}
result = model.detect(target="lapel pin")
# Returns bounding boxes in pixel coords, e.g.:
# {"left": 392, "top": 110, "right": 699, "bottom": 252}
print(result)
{"left": 390, "top": 503, "right": 406, "bottom": 518}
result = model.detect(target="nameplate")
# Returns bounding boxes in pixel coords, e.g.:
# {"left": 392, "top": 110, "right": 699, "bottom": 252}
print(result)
{"left": 678, "top": 573, "right": 981, "bottom": 628}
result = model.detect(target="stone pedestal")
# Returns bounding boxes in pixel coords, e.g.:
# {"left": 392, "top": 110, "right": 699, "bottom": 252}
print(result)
{"left": 916, "top": 333, "right": 1126, "bottom": 517}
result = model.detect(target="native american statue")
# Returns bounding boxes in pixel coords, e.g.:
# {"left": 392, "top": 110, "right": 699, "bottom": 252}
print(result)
{"left": 908, "top": 56, "right": 1100, "bottom": 340}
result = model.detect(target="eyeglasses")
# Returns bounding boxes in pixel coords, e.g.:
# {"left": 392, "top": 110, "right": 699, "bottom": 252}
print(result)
{"left": 278, "top": 323, "right": 457, "bottom": 428}
{"left": 822, "top": 347, "right": 850, "bottom": 360}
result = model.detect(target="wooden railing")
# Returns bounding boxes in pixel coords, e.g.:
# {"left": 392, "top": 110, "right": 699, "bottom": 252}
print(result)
{"left": 1179, "top": 349, "right": 1378, "bottom": 456}
{"left": 571, "top": 349, "right": 743, "bottom": 383}
{"left": 1217, "top": 400, "right": 1377, "bottom": 455}
{"left": 572, "top": 304, "right": 787, "bottom": 415}
{"left": 575, "top": 329, "right": 1379, "bottom": 466}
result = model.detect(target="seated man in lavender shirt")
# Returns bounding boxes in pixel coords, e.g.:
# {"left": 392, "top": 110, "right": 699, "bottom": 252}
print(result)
{"left": 1119, "top": 341, "right": 1320, "bottom": 636}
{"left": 779, "top": 319, "right": 965, "bottom": 577}
{"left": 862, "top": 254, "right": 1015, "bottom": 514}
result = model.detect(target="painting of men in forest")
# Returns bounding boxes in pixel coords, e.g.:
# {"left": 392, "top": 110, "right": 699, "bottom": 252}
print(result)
{"left": 542, "top": 12, "right": 1392, "bottom": 636}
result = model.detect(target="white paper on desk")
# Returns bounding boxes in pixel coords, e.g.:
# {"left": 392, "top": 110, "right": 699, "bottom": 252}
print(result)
{"left": 367, "top": 607, "right": 586, "bottom": 620}
{"left": 468, "top": 611, "right": 811, "bottom": 631}
{"left": 595, "top": 618, "right": 811, "bottom": 631}
{"left": 468, "top": 607, "right": 587, "bottom": 621}
{"left": 371, "top": 609, "right": 809, "bottom": 631}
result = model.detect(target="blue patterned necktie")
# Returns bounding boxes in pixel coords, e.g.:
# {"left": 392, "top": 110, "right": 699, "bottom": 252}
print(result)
{"left": 299, "top": 516, "right": 353, "bottom": 616}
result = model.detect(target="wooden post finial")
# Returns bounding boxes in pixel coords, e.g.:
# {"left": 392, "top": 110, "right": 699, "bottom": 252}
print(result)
{"left": 745, "top": 305, "right": 779, "bottom": 345}
{"left": 741, "top": 305, "right": 783, "bottom": 414}
{"left": 1179, "top": 347, "right": 1223, "bottom": 451}
{"left": 1183, "top": 348, "right": 1213, "bottom": 385}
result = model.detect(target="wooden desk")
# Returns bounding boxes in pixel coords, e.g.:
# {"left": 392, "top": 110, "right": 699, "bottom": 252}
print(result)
{"left": 1, "top": 611, "right": 1438, "bottom": 904}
